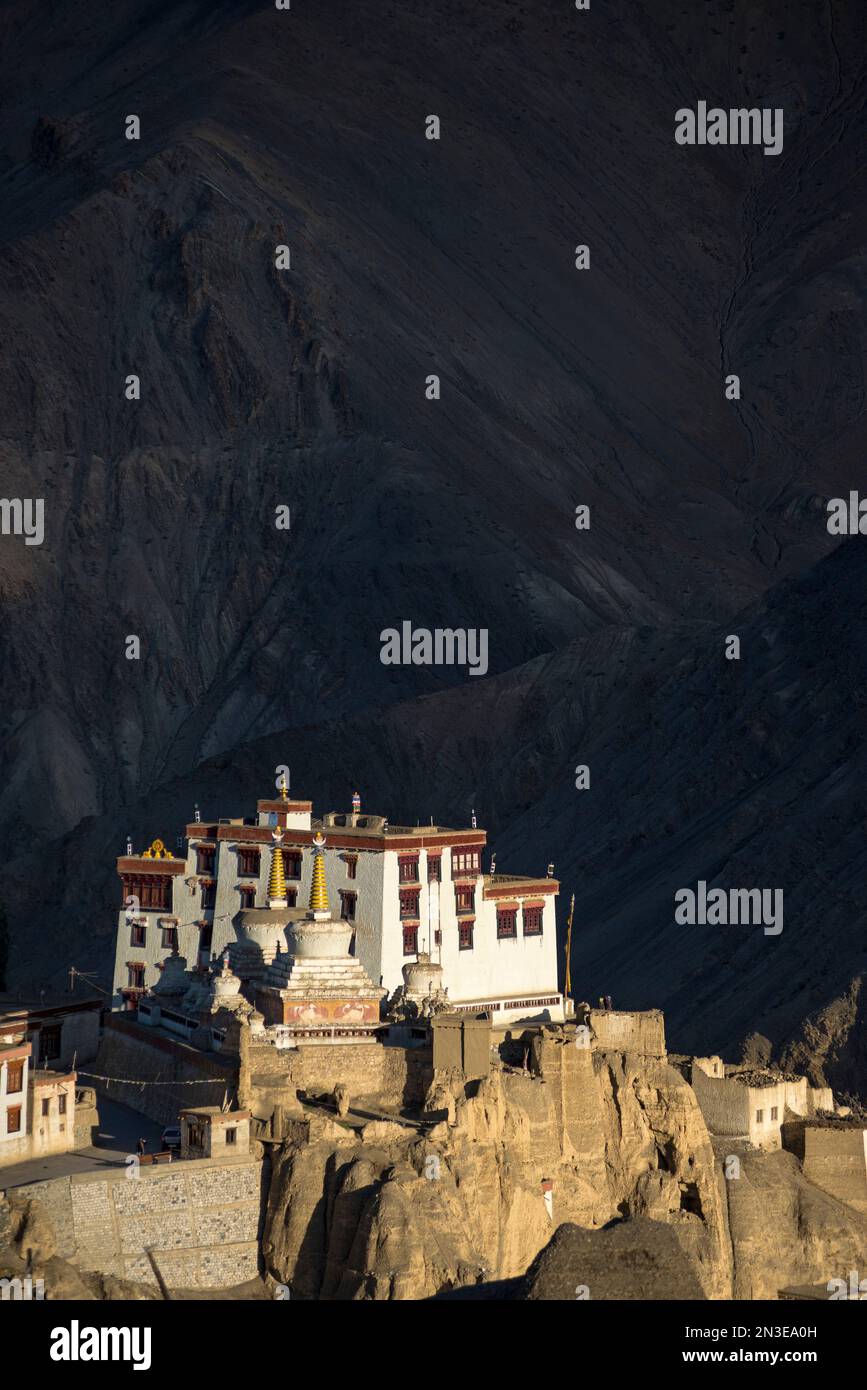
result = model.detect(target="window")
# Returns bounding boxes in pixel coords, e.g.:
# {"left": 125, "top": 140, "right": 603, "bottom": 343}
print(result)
{"left": 756, "top": 1109, "right": 763, "bottom": 1124}
{"left": 130, "top": 920, "right": 146, "bottom": 947}
{"left": 339, "top": 890, "right": 357, "bottom": 922}
{"left": 455, "top": 885, "right": 475, "bottom": 914}
{"left": 452, "top": 848, "right": 480, "bottom": 875}
{"left": 196, "top": 846, "right": 216, "bottom": 875}
{"left": 433, "top": 929, "right": 442, "bottom": 947}
{"left": 238, "top": 848, "right": 260, "bottom": 877}
{"left": 58, "top": 1093, "right": 67, "bottom": 1116}
{"left": 286, "top": 888, "right": 297, "bottom": 908}
{"left": 7, "top": 1105, "right": 21, "bottom": 1134}
{"left": 345, "top": 855, "right": 358, "bottom": 880}
{"left": 39, "top": 1026, "right": 61, "bottom": 1062}
{"left": 398, "top": 856, "right": 419, "bottom": 884}
{"left": 284, "top": 851, "right": 302, "bottom": 880}
{"left": 399, "top": 889, "right": 420, "bottom": 920}
{"left": 496, "top": 909, "right": 517, "bottom": 939}
{"left": 458, "top": 921, "right": 474, "bottom": 950}
{"left": 239, "top": 886, "right": 256, "bottom": 909}
{"left": 41, "top": 1097, "right": 50, "bottom": 1117}
{"left": 770, "top": 1107, "right": 778, "bottom": 1122}
{"left": 427, "top": 855, "right": 441, "bottom": 882}
{"left": 225, "top": 1127, "right": 236, "bottom": 1146}
{"left": 161, "top": 925, "right": 178, "bottom": 949}
{"left": 403, "top": 925, "right": 418, "bottom": 955}
{"left": 200, "top": 880, "right": 216, "bottom": 910}
{"left": 128, "top": 962, "right": 146, "bottom": 989}
{"left": 523, "top": 906, "right": 543, "bottom": 936}
{"left": 122, "top": 874, "right": 173, "bottom": 911}
{"left": 6, "top": 1061, "right": 24, "bottom": 1094}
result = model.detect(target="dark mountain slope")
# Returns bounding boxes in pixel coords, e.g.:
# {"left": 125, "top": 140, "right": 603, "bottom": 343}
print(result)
{"left": 0, "top": 2, "right": 865, "bottom": 1091}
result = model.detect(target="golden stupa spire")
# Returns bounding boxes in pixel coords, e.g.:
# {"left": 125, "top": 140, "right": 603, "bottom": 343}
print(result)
{"left": 268, "top": 842, "right": 287, "bottom": 903}
{"left": 309, "top": 831, "right": 329, "bottom": 913}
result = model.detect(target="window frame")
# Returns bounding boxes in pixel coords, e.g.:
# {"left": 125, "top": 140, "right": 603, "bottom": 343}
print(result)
{"left": 237, "top": 848, "right": 261, "bottom": 877}
{"left": 496, "top": 908, "right": 517, "bottom": 939}
{"left": 402, "top": 925, "right": 418, "bottom": 956}
{"left": 6, "top": 1060, "right": 24, "bottom": 1094}
{"left": 455, "top": 885, "right": 476, "bottom": 914}
{"left": 458, "top": 921, "right": 474, "bottom": 951}
{"left": 522, "top": 905, "right": 544, "bottom": 936}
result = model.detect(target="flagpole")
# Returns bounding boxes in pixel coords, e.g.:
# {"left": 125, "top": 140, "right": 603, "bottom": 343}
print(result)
{"left": 564, "top": 892, "right": 575, "bottom": 1002}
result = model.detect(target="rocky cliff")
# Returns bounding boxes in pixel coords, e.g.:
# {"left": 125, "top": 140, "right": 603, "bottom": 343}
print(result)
{"left": 264, "top": 1049, "right": 733, "bottom": 1299}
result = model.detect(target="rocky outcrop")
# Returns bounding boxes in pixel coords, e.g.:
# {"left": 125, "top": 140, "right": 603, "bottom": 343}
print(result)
{"left": 723, "top": 1146, "right": 867, "bottom": 1300}
{"left": 518, "top": 1219, "right": 706, "bottom": 1301}
{"left": 263, "top": 1049, "right": 733, "bottom": 1299}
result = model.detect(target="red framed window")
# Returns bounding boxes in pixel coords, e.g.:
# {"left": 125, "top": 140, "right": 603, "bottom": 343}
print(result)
{"left": 455, "top": 885, "right": 475, "bottom": 914}
{"left": 458, "top": 921, "right": 474, "bottom": 950}
{"left": 402, "top": 925, "right": 418, "bottom": 955}
{"left": 427, "top": 855, "right": 441, "bottom": 882}
{"left": 7, "top": 1105, "right": 21, "bottom": 1133}
{"left": 523, "top": 906, "right": 543, "bottom": 936}
{"left": 452, "top": 848, "right": 481, "bottom": 875}
{"left": 122, "top": 875, "right": 173, "bottom": 911}
{"left": 239, "top": 886, "right": 256, "bottom": 909}
{"left": 496, "top": 909, "right": 517, "bottom": 939}
{"left": 6, "top": 1061, "right": 24, "bottom": 1094}
{"left": 284, "top": 851, "right": 302, "bottom": 880}
{"left": 196, "top": 846, "right": 216, "bottom": 875}
{"left": 238, "top": 848, "right": 260, "bottom": 877}
{"left": 398, "top": 856, "right": 419, "bottom": 883}
{"left": 339, "top": 890, "right": 357, "bottom": 921}
{"left": 161, "top": 924, "right": 178, "bottom": 949}
{"left": 130, "top": 921, "right": 146, "bottom": 947}
{"left": 200, "top": 880, "right": 217, "bottom": 910}
{"left": 345, "top": 855, "right": 358, "bottom": 880}
{"left": 127, "top": 962, "right": 146, "bottom": 988}
{"left": 399, "top": 889, "right": 420, "bottom": 920}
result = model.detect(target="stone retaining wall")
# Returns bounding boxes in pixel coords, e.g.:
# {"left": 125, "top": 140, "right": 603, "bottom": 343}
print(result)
{"left": 5, "top": 1155, "right": 264, "bottom": 1289}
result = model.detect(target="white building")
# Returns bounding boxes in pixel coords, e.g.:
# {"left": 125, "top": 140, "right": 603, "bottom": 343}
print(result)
{"left": 112, "top": 789, "right": 564, "bottom": 1026}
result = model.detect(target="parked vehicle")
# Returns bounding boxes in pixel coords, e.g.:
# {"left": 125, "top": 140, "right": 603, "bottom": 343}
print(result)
{"left": 161, "top": 1125, "right": 181, "bottom": 1152}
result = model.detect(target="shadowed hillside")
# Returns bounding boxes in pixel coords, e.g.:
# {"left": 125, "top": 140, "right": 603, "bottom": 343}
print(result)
{"left": 1, "top": 1, "right": 865, "bottom": 1086}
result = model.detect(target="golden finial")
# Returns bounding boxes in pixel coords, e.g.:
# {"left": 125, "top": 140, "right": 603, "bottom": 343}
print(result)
{"left": 279, "top": 776, "right": 289, "bottom": 801}
{"left": 268, "top": 844, "right": 287, "bottom": 903}
{"left": 142, "top": 838, "right": 169, "bottom": 859}
{"left": 309, "top": 831, "right": 329, "bottom": 913}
